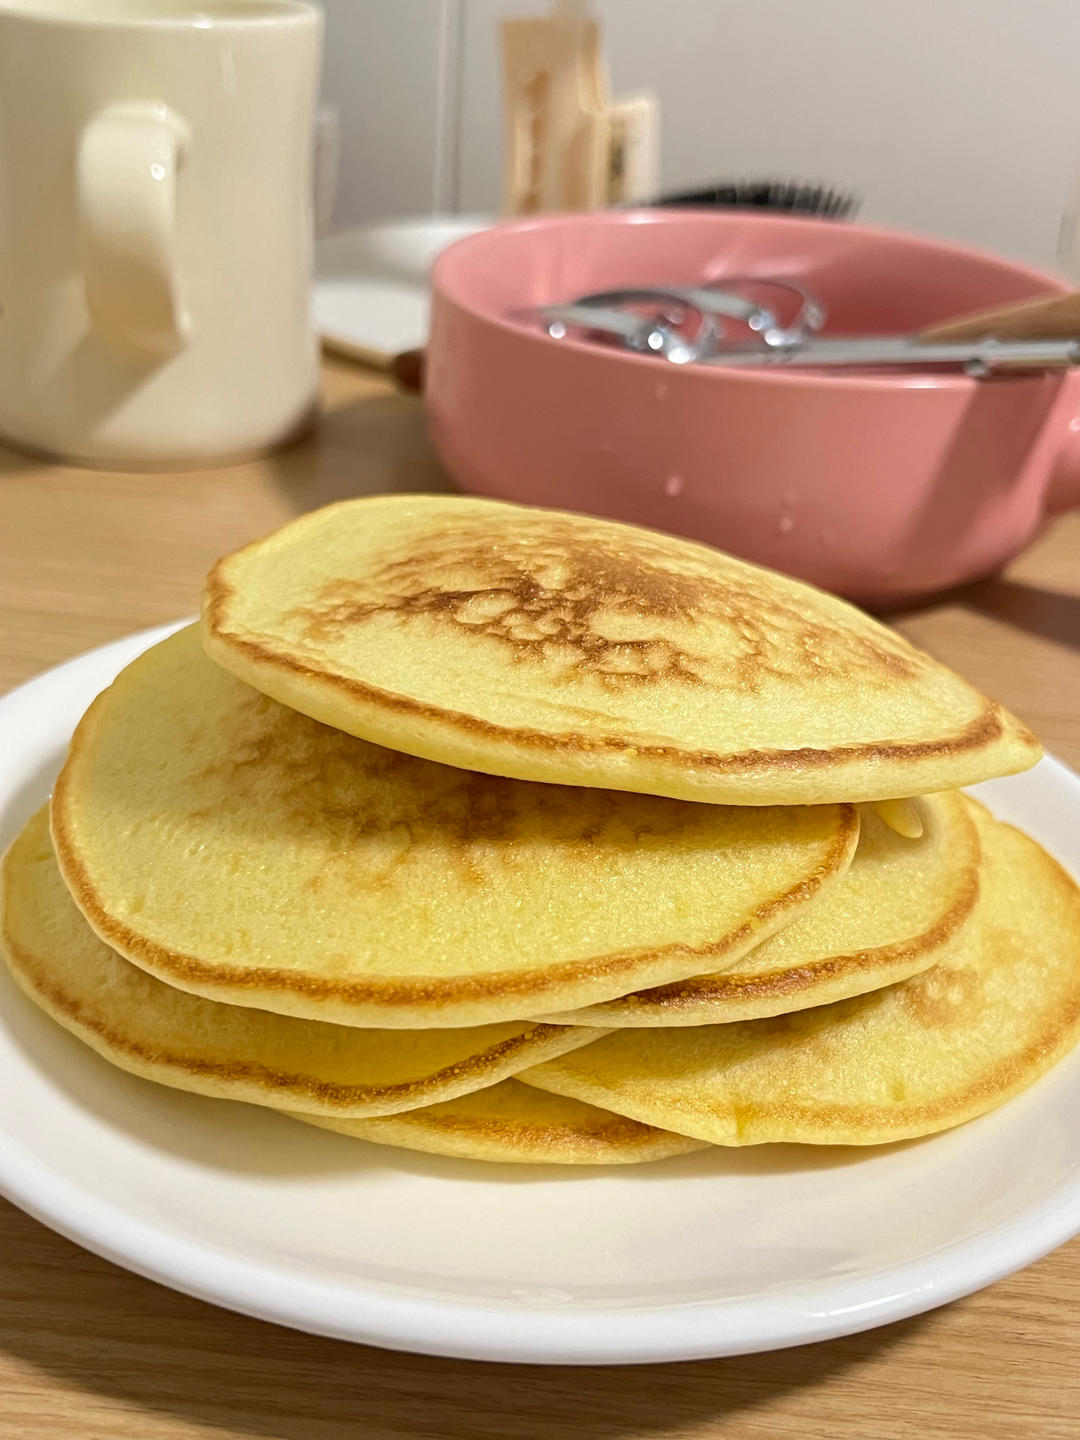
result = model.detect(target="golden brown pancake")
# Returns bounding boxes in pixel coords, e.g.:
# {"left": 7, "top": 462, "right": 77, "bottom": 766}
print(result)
{"left": 521, "top": 805, "right": 1080, "bottom": 1145}
{"left": 543, "top": 791, "right": 979, "bottom": 1026}
{"left": 52, "top": 627, "right": 858, "bottom": 1028}
{"left": 202, "top": 495, "right": 1040, "bottom": 805}
{"left": 1, "top": 809, "right": 601, "bottom": 1117}
{"left": 294, "top": 1079, "right": 706, "bottom": 1164}
{"left": 871, "top": 798, "right": 923, "bottom": 838}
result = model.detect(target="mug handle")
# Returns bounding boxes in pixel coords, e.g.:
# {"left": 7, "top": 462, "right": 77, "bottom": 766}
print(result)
{"left": 77, "top": 103, "right": 191, "bottom": 356}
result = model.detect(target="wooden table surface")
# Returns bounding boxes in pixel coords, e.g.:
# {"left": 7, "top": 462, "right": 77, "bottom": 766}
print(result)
{"left": 1, "top": 359, "right": 1079, "bottom": 1440}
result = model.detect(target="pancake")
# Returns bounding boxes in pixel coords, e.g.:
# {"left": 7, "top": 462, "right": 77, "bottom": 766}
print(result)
{"left": 1, "top": 809, "right": 601, "bottom": 1118}
{"left": 201, "top": 495, "right": 1040, "bottom": 805}
{"left": 521, "top": 805, "right": 1080, "bottom": 1145}
{"left": 52, "top": 627, "right": 858, "bottom": 1028}
{"left": 543, "top": 790, "right": 979, "bottom": 1026}
{"left": 294, "top": 1078, "right": 706, "bottom": 1164}
{"left": 871, "top": 798, "right": 923, "bottom": 839}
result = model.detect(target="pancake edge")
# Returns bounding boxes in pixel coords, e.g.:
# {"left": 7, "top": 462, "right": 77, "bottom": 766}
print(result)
{"left": 541, "top": 791, "right": 981, "bottom": 1026}
{"left": 292, "top": 1090, "right": 709, "bottom": 1164}
{"left": 50, "top": 677, "right": 861, "bottom": 1027}
{"left": 0, "top": 817, "right": 607, "bottom": 1118}
{"left": 520, "top": 817, "right": 1080, "bottom": 1146}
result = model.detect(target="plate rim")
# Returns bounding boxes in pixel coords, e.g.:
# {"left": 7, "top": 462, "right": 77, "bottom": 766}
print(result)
{"left": 312, "top": 215, "right": 492, "bottom": 358}
{"left": 2, "top": 621, "right": 1079, "bottom": 1365}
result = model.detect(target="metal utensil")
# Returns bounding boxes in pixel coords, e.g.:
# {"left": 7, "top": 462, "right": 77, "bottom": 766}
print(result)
{"left": 696, "top": 275, "right": 827, "bottom": 346}
{"left": 571, "top": 286, "right": 776, "bottom": 336}
{"left": 570, "top": 277, "right": 824, "bottom": 347}
{"left": 525, "top": 294, "right": 1080, "bottom": 376}
{"left": 699, "top": 335, "right": 1080, "bottom": 375}
{"left": 531, "top": 302, "right": 718, "bottom": 364}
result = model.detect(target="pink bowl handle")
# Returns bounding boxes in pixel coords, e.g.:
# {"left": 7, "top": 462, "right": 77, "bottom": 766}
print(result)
{"left": 1048, "top": 415, "right": 1080, "bottom": 515}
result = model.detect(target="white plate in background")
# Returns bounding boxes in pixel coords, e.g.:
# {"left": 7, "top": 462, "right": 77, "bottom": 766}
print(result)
{"left": 313, "top": 217, "right": 491, "bottom": 365}
{"left": 1, "top": 623, "right": 1080, "bottom": 1365}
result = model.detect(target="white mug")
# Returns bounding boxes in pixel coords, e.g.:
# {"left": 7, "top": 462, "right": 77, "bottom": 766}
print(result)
{"left": 0, "top": 0, "right": 323, "bottom": 468}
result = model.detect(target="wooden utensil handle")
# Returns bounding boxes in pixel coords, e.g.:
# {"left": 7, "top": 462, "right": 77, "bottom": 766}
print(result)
{"left": 390, "top": 348, "right": 425, "bottom": 392}
{"left": 920, "top": 290, "right": 1080, "bottom": 342}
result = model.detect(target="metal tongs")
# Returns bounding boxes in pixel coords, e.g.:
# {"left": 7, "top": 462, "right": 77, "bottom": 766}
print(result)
{"left": 698, "top": 335, "right": 1080, "bottom": 375}
{"left": 530, "top": 277, "right": 824, "bottom": 365}
{"left": 569, "top": 279, "right": 825, "bottom": 348}
{"left": 528, "top": 279, "right": 1080, "bottom": 376}
{"left": 539, "top": 302, "right": 717, "bottom": 366}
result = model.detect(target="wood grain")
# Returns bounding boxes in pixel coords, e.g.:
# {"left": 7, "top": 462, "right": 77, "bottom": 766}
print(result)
{"left": 1, "top": 359, "right": 1079, "bottom": 1439}
{"left": 919, "top": 288, "right": 1080, "bottom": 342}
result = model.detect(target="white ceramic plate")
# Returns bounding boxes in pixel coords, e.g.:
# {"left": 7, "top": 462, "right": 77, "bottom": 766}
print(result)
{"left": 313, "top": 217, "right": 491, "bottom": 364}
{"left": 2, "top": 623, "right": 1080, "bottom": 1366}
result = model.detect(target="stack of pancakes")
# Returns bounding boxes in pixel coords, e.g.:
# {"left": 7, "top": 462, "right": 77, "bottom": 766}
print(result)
{"left": 5, "top": 496, "right": 1080, "bottom": 1165}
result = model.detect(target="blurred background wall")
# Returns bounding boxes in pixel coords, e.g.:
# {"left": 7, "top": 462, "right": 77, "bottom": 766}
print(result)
{"left": 320, "top": 0, "right": 1080, "bottom": 270}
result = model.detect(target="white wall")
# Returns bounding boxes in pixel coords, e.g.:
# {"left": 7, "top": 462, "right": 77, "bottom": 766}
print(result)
{"left": 320, "top": 0, "right": 460, "bottom": 223}
{"left": 322, "top": 0, "right": 1080, "bottom": 270}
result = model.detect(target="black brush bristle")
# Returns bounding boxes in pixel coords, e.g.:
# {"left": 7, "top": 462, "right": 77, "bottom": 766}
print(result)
{"left": 655, "top": 179, "right": 860, "bottom": 221}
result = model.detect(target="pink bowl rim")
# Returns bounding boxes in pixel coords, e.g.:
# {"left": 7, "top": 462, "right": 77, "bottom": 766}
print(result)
{"left": 431, "top": 208, "right": 1067, "bottom": 393}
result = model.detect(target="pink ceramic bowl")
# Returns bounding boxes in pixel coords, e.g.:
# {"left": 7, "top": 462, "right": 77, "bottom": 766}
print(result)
{"left": 426, "top": 210, "right": 1080, "bottom": 606}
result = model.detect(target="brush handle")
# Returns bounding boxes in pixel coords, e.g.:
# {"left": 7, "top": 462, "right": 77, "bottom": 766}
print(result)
{"left": 919, "top": 290, "right": 1080, "bottom": 342}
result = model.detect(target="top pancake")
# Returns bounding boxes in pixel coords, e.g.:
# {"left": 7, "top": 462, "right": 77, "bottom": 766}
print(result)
{"left": 52, "top": 627, "right": 857, "bottom": 1029}
{"left": 202, "top": 495, "right": 1040, "bottom": 805}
